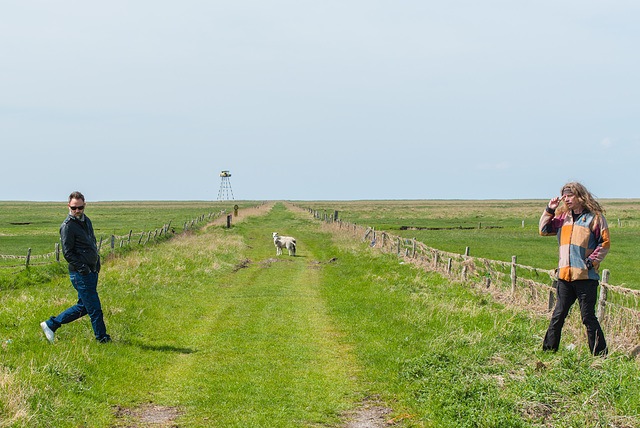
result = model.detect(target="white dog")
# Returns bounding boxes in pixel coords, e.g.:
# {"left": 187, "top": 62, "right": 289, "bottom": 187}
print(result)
{"left": 273, "top": 232, "right": 296, "bottom": 256}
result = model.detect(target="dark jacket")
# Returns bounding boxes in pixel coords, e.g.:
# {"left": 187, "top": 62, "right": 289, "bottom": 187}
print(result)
{"left": 60, "top": 214, "right": 101, "bottom": 274}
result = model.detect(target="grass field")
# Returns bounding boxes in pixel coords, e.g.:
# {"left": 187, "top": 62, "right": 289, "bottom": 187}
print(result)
{"left": 299, "top": 199, "right": 640, "bottom": 290}
{"left": 1, "top": 202, "right": 639, "bottom": 427}
{"left": 0, "top": 200, "right": 259, "bottom": 258}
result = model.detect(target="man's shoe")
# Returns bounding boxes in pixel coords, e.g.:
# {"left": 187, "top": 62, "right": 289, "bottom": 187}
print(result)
{"left": 97, "top": 335, "right": 112, "bottom": 343}
{"left": 40, "top": 321, "right": 54, "bottom": 343}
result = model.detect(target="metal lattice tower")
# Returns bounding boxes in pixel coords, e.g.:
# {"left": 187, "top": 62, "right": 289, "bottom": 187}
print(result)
{"left": 217, "top": 171, "right": 235, "bottom": 201}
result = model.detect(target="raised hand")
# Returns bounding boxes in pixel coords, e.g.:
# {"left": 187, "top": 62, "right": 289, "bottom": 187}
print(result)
{"left": 548, "top": 195, "right": 564, "bottom": 211}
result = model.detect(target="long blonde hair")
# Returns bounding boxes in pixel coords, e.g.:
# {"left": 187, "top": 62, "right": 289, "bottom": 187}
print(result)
{"left": 557, "top": 182, "right": 605, "bottom": 219}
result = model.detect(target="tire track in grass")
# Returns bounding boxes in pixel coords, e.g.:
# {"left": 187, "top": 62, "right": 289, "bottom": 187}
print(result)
{"left": 152, "top": 206, "right": 359, "bottom": 427}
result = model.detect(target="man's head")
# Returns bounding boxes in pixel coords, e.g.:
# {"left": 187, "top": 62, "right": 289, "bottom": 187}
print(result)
{"left": 68, "top": 191, "right": 85, "bottom": 204}
{"left": 68, "top": 191, "right": 86, "bottom": 219}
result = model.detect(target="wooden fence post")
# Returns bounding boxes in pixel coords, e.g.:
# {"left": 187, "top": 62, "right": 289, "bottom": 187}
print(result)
{"left": 433, "top": 250, "right": 439, "bottom": 269}
{"left": 55, "top": 243, "right": 60, "bottom": 262}
{"left": 412, "top": 238, "right": 416, "bottom": 258}
{"left": 226, "top": 214, "right": 232, "bottom": 228}
{"left": 510, "top": 256, "right": 517, "bottom": 295}
{"left": 111, "top": 235, "right": 115, "bottom": 250}
{"left": 597, "top": 269, "right": 610, "bottom": 320}
{"left": 447, "top": 258, "right": 452, "bottom": 275}
{"left": 128, "top": 230, "right": 133, "bottom": 245}
{"left": 26, "top": 248, "right": 31, "bottom": 267}
{"left": 397, "top": 237, "right": 401, "bottom": 255}
{"left": 363, "top": 228, "right": 371, "bottom": 241}
{"left": 461, "top": 247, "right": 470, "bottom": 280}
{"left": 98, "top": 237, "right": 103, "bottom": 251}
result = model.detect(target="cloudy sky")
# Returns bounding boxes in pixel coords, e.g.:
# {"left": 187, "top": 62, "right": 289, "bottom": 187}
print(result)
{"left": 1, "top": 1, "right": 638, "bottom": 201}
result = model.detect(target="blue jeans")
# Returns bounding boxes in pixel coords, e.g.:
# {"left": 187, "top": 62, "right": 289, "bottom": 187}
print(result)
{"left": 543, "top": 279, "right": 607, "bottom": 355}
{"left": 46, "top": 272, "right": 109, "bottom": 341}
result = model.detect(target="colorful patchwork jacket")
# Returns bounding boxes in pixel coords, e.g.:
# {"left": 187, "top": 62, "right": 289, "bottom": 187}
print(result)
{"left": 539, "top": 208, "right": 610, "bottom": 281}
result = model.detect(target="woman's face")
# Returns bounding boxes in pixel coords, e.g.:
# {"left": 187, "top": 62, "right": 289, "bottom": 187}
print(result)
{"left": 563, "top": 192, "right": 584, "bottom": 213}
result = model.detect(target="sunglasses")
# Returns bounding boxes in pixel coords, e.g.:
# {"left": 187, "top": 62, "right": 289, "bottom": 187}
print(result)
{"left": 69, "top": 205, "right": 85, "bottom": 211}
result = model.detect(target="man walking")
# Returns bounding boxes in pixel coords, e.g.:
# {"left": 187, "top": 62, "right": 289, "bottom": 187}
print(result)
{"left": 41, "top": 191, "right": 111, "bottom": 343}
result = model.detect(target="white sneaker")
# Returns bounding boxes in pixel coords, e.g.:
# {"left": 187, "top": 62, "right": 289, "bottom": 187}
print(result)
{"left": 40, "top": 321, "right": 54, "bottom": 343}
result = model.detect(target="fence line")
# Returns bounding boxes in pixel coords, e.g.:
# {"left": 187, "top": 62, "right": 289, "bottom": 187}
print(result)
{"left": 297, "top": 205, "right": 640, "bottom": 351}
{"left": 0, "top": 209, "right": 229, "bottom": 274}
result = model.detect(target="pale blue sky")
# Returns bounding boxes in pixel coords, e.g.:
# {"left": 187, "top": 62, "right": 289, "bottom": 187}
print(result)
{"left": 1, "top": 1, "right": 638, "bottom": 201}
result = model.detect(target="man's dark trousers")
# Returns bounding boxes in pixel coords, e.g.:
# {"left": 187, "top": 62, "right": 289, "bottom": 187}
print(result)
{"left": 46, "top": 271, "right": 108, "bottom": 340}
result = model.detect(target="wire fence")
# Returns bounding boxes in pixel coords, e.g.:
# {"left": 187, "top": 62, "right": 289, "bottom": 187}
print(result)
{"left": 297, "top": 205, "right": 640, "bottom": 352}
{"left": 0, "top": 209, "right": 229, "bottom": 276}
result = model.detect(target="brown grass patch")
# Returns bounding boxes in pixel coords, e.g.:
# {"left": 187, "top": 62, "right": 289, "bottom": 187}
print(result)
{"left": 0, "top": 366, "right": 33, "bottom": 427}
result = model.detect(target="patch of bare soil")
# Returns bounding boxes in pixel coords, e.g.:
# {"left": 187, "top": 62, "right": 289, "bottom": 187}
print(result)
{"left": 341, "top": 397, "right": 395, "bottom": 428}
{"left": 112, "top": 403, "right": 183, "bottom": 427}
{"left": 232, "top": 257, "right": 300, "bottom": 272}
{"left": 232, "top": 258, "right": 252, "bottom": 272}
{"left": 307, "top": 257, "right": 339, "bottom": 269}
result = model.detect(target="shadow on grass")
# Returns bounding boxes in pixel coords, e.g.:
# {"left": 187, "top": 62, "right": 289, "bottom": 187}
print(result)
{"left": 122, "top": 339, "right": 197, "bottom": 354}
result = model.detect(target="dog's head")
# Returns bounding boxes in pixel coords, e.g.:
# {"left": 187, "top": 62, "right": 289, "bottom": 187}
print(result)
{"left": 272, "top": 232, "right": 279, "bottom": 238}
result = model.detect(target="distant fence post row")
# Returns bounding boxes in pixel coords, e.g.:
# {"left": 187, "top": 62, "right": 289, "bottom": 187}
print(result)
{"left": 295, "top": 205, "right": 640, "bottom": 351}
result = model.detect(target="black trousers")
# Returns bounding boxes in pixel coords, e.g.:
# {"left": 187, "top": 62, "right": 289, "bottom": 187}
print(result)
{"left": 543, "top": 278, "right": 607, "bottom": 356}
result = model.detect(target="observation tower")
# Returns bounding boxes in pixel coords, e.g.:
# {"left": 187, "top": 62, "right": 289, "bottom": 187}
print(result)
{"left": 217, "top": 171, "right": 235, "bottom": 201}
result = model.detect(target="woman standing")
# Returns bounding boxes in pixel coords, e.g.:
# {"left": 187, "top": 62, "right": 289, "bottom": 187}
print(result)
{"left": 539, "top": 182, "right": 610, "bottom": 356}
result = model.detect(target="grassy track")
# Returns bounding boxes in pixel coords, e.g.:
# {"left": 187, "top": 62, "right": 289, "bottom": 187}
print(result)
{"left": 147, "top": 216, "right": 359, "bottom": 426}
{"left": 2, "top": 203, "right": 639, "bottom": 427}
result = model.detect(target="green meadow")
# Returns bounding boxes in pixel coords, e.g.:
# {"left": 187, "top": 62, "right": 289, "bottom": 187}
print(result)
{"left": 1, "top": 202, "right": 639, "bottom": 427}
{"left": 301, "top": 199, "right": 640, "bottom": 290}
{"left": 0, "top": 200, "right": 258, "bottom": 259}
